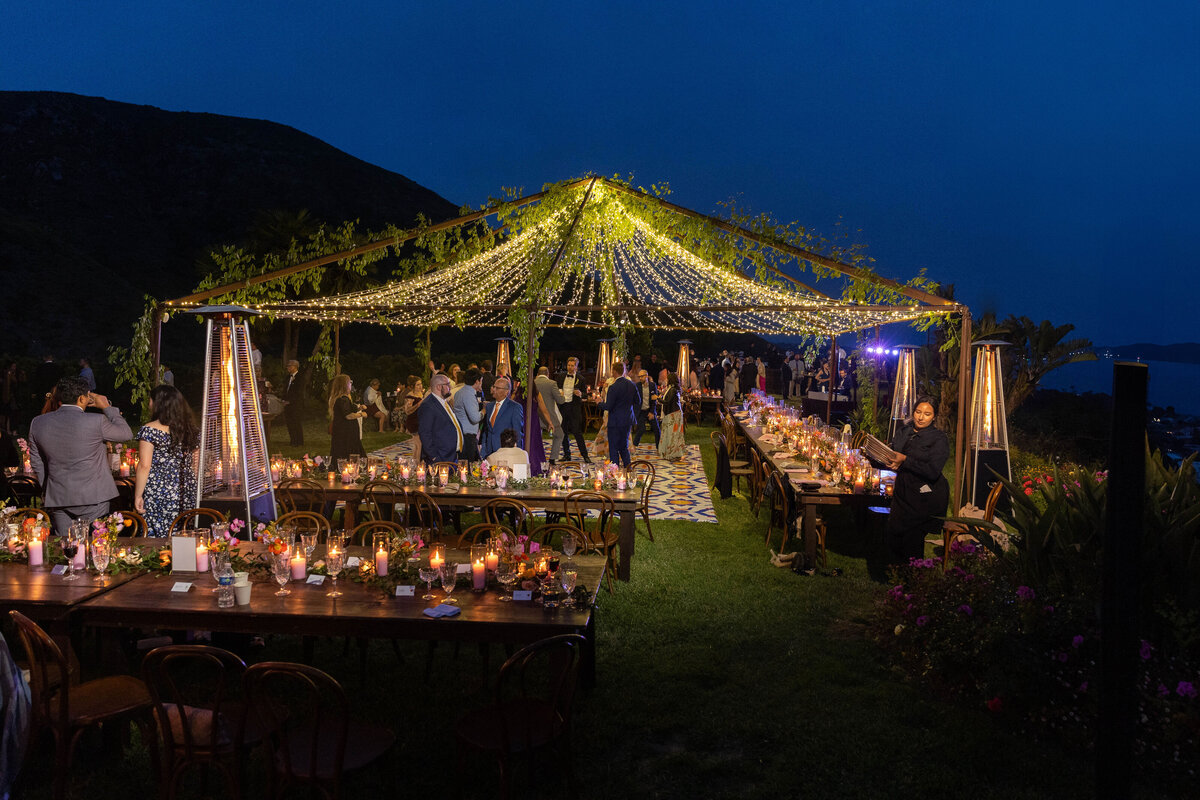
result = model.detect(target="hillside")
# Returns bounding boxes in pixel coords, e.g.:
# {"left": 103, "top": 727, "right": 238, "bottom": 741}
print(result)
{"left": 1096, "top": 343, "right": 1200, "bottom": 365}
{"left": 0, "top": 91, "right": 459, "bottom": 357}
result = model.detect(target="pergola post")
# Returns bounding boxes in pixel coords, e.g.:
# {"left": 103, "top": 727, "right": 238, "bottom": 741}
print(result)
{"left": 150, "top": 303, "right": 164, "bottom": 383}
{"left": 953, "top": 310, "right": 972, "bottom": 512}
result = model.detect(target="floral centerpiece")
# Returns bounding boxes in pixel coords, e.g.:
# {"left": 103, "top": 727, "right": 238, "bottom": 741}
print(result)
{"left": 90, "top": 511, "right": 127, "bottom": 542}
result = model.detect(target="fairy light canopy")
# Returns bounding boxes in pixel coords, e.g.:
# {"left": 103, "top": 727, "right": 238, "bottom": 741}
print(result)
{"left": 169, "top": 177, "right": 959, "bottom": 338}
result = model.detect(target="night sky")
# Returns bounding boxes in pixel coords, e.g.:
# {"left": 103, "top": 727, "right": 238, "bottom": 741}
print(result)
{"left": 5, "top": 2, "right": 1198, "bottom": 346}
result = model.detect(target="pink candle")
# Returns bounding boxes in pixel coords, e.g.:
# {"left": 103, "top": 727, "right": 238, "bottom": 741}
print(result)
{"left": 486, "top": 550, "right": 499, "bottom": 571}
{"left": 28, "top": 538, "right": 43, "bottom": 566}
{"left": 459, "top": 465, "right": 468, "bottom": 483}
{"left": 119, "top": 462, "right": 130, "bottom": 477}
{"left": 375, "top": 547, "right": 388, "bottom": 577}
{"left": 74, "top": 544, "right": 86, "bottom": 570}
{"left": 291, "top": 552, "right": 307, "bottom": 579}
{"left": 196, "top": 544, "right": 210, "bottom": 572}
{"left": 416, "top": 466, "right": 426, "bottom": 484}
{"left": 472, "top": 559, "right": 486, "bottom": 590}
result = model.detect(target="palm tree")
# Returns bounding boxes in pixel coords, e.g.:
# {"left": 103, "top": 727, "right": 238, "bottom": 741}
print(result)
{"left": 998, "top": 315, "right": 1096, "bottom": 413}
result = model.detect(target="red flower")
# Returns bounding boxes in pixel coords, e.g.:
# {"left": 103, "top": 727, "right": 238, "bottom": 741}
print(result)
{"left": 986, "top": 697, "right": 1003, "bottom": 712}
{"left": 1024, "top": 487, "right": 1034, "bottom": 496}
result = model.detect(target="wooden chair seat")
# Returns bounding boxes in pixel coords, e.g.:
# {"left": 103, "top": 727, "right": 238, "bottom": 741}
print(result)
{"left": 48, "top": 674, "right": 152, "bottom": 723}
{"left": 456, "top": 699, "right": 561, "bottom": 754}
{"left": 277, "top": 719, "right": 395, "bottom": 776}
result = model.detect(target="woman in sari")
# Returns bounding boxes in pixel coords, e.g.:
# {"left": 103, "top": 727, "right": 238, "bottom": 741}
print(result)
{"left": 657, "top": 372, "right": 686, "bottom": 461}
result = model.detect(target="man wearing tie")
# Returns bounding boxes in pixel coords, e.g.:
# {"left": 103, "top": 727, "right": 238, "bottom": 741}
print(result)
{"left": 556, "top": 356, "right": 589, "bottom": 462}
{"left": 282, "top": 359, "right": 304, "bottom": 446}
{"left": 598, "top": 362, "right": 638, "bottom": 468}
{"left": 480, "top": 376, "right": 524, "bottom": 460}
{"left": 417, "top": 373, "right": 463, "bottom": 464}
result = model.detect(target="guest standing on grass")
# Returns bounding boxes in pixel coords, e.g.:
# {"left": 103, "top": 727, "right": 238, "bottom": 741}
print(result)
{"left": 658, "top": 371, "right": 686, "bottom": 461}
{"left": 451, "top": 368, "right": 483, "bottom": 461}
{"left": 134, "top": 385, "right": 199, "bottom": 537}
{"left": 328, "top": 374, "right": 367, "bottom": 464}
{"left": 401, "top": 374, "right": 426, "bottom": 462}
{"left": 418, "top": 372, "right": 462, "bottom": 464}
{"left": 282, "top": 359, "right": 304, "bottom": 446}
{"left": 869, "top": 396, "right": 949, "bottom": 562}
{"left": 28, "top": 376, "right": 131, "bottom": 536}
{"left": 723, "top": 359, "right": 738, "bottom": 404}
{"left": 597, "top": 362, "right": 638, "bottom": 468}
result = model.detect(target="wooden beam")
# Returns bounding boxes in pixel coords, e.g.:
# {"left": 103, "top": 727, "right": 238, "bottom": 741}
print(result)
{"left": 953, "top": 311, "right": 972, "bottom": 512}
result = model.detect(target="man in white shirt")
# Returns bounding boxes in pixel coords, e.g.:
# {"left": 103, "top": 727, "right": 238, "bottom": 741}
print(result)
{"left": 451, "top": 368, "right": 483, "bottom": 461}
{"left": 556, "top": 356, "right": 588, "bottom": 462}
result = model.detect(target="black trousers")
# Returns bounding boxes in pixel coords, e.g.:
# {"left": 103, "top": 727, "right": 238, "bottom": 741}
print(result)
{"left": 559, "top": 406, "right": 589, "bottom": 461}
{"left": 459, "top": 433, "right": 479, "bottom": 462}
{"left": 285, "top": 409, "right": 304, "bottom": 446}
{"left": 632, "top": 407, "right": 660, "bottom": 447}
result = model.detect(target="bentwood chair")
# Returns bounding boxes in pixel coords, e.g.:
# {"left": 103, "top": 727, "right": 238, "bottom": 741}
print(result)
{"left": 764, "top": 471, "right": 797, "bottom": 556}
{"left": 8, "top": 474, "right": 42, "bottom": 508}
{"left": 361, "top": 480, "right": 406, "bottom": 524}
{"left": 141, "top": 644, "right": 254, "bottom": 800}
{"left": 406, "top": 490, "right": 445, "bottom": 541}
{"left": 243, "top": 661, "right": 395, "bottom": 800}
{"left": 455, "top": 634, "right": 588, "bottom": 800}
{"left": 9, "top": 611, "right": 156, "bottom": 800}
{"left": 118, "top": 509, "right": 148, "bottom": 537}
{"left": 628, "top": 460, "right": 655, "bottom": 542}
{"left": 275, "top": 478, "right": 327, "bottom": 516}
{"left": 456, "top": 522, "right": 512, "bottom": 549}
{"left": 942, "top": 481, "right": 1006, "bottom": 572}
{"left": 112, "top": 477, "right": 136, "bottom": 512}
{"left": 563, "top": 491, "right": 617, "bottom": 593}
{"left": 483, "top": 497, "right": 536, "bottom": 538}
{"left": 169, "top": 508, "right": 227, "bottom": 534}
{"left": 275, "top": 511, "right": 332, "bottom": 543}
{"left": 348, "top": 519, "right": 403, "bottom": 548}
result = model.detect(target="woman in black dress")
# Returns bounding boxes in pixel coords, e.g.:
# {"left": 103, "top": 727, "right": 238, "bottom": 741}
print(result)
{"left": 877, "top": 396, "right": 949, "bottom": 562}
{"left": 327, "top": 374, "right": 367, "bottom": 465}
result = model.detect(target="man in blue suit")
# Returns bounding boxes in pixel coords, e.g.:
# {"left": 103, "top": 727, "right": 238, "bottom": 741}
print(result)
{"left": 417, "top": 373, "right": 462, "bottom": 464}
{"left": 598, "top": 362, "right": 639, "bottom": 468}
{"left": 480, "top": 376, "right": 524, "bottom": 460}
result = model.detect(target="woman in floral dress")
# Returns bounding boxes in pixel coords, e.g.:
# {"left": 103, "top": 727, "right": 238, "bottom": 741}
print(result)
{"left": 658, "top": 372, "right": 686, "bottom": 461}
{"left": 134, "top": 385, "right": 199, "bottom": 537}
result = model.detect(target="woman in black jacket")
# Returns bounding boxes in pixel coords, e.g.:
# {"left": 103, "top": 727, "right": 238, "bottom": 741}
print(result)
{"left": 877, "top": 396, "right": 949, "bottom": 562}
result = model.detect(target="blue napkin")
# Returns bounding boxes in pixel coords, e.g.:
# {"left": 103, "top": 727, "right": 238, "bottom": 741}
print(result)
{"left": 422, "top": 604, "right": 461, "bottom": 618}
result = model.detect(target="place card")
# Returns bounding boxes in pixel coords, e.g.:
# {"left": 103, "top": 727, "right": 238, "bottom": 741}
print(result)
{"left": 455, "top": 563, "right": 471, "bottom": 574}
{"left": 512, "top": 589, "right": 533, "bottom": 602}
{"left": 346, "top": 556, "right": 361, "bottom": 568}
{"left": 171, "top": 582, "right": 192, "bottom": 593}
{"left": 306, "top": 574, "right": 326, "bottom": 585}
{"left": 50, "top": 564, "right": 67, "bottom": 575}
{"left": 394, "top": 585, "right": 415, "bottom": 597}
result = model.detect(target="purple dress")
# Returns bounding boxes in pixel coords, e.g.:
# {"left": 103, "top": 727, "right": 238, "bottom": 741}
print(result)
{"left": 512, "top": 381, "right": 546, "bottom": 476}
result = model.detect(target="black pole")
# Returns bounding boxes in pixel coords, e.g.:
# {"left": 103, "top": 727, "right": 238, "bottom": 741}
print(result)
{"left": 1097, "top": 361, "right": 1147, "bottom": 799}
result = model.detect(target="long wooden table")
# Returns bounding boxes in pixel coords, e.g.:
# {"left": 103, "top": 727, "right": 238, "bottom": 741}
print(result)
{"left": 731, "top": 413, "right": 891, "bottom": 570}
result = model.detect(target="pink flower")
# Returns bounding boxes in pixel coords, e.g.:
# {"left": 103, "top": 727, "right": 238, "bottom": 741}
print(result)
{"left": 1078, "top": 681, "right": 1088, "bottom": 693}
{"left": 957, "top": 604, "right": 973, "bottom": 616}
{"left": 1176, "top": 681, "right": 1197, "bottom": 698}
{"left": 1056, "top": 652, "right": 1069, "bottom": 663}
{"left": 916, "top": 615, "right": 929, "bottom": 627}
{"left": 1072, "top": 635, "right": 1084, "bottom": 648}
{"left": 1016, "top": 585, "right": 1036, "bottom": 601}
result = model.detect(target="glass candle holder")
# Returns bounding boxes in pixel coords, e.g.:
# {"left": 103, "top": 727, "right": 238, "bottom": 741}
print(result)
{"left": 373, "top": 532, "right": 391, "bottom": 577}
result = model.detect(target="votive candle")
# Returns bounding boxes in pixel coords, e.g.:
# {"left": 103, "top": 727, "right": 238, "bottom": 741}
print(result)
{"left": 486, "top": 549, "right": 499, "bottom": 571}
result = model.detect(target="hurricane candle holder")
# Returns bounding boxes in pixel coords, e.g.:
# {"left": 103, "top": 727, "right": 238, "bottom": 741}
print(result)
{"left": 373, "top": 532, "right": 390, "bottom": 577}
{"left": 429, "top": 542, "right": 445, "bottom": 571}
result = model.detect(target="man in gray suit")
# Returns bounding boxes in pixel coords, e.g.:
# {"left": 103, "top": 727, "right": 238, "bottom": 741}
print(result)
{"left": 28, "top": 376, "right": 132, "bottom": 535}
{"left": 534, "top": 366, "right": 567, "bottom": 463}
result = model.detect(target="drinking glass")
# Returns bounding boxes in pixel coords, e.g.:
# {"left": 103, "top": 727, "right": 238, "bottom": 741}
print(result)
{"left": 300, "top": 531, "right": 319, "bottom": 561}
{"left": 272, "top": 552, "right": 291, "bottom": 596}
{"left": 439, "top": 562, "right": 459, "bottom": 604}
{"left": 418, "top": 566, "right": 438, "bottom": 600}
{"left": 91, "top": 538, "right": 111, "bottom": 584}
{"left": 61, "top": 522, "right": 84, "bottom": 581}
{"left": 560, "top": 568, "right": 578, "bottom": 608}
{"left": 326, "top": 533, "right": 346, "bottom": 598}
{"left": 561, "top": 533, "right": 578, "bottom": 560}
{"left": 495, "top": 561, "right": 517, "bottom": 602}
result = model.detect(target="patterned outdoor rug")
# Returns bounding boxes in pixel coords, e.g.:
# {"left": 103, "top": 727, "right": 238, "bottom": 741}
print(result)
{"left": 368, "top": 439, "right": 716, "bottom": 523}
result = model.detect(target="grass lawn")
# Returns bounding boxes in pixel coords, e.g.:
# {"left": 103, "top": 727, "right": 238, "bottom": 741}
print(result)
{"left": 15, "top": 418, "right": 1135, "bottom": 799}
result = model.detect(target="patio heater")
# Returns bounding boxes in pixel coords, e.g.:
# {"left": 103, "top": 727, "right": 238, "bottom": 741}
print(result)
{"left": 676, "top": 340, "right": 692, "bottom": 388}
{"left": 968, "top": 340, "right": 1012, "bottom": 509}
{"left": 595, "top": 339, "right": 614, "bottom": 386}
{"left": 889, "top": 345, "right": 920, "bottom": 440}
{"left": 188, "top": 305, "right": 276, "bottom": 525}
{"left": 494, "top": 337, "right": 514, "bottom": 379}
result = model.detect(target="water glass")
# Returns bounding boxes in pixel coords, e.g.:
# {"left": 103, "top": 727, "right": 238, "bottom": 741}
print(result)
{"left": 300, "top": 531, "right": 319, "bottom": 560}
{"left": 271, "top": 552, "right": 291, "bottom": 596}
{"left": 418, "top": 566, "right": 438, "bottom": 600}
{"left": 439, "top": 562, "right": 459, "bottom": 604}
{"left": 91, "top": 538, "right": 111, "bottom": 584}
{"left": 561, "top": 568, "right": 578, "bottom": 608}
{"left": 561, "top": 533, "right": 578, "bottom": 559}
{"left": 326, "top": 533, "right": 346, "bottom": 598}
{"left": 495, "top": 561, "right": 517, "bottom": 602}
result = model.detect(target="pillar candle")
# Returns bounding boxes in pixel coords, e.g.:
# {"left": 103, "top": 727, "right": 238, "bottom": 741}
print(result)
{"left": 291, "top": 552, "right": 307, "bottom": 579}
{"left": 472, "top": 559, "right": 486, "bottom": 590}
{"left": 196, "top": 544, "right": 210, "bottom": 572}
{"left": 459, "top": 465, "right": 469, "bottom": 483}
{"left": 119, "top": 461, "right": 130, "bottom": 477}
{"left": 416, "top": 466, "right": 426, "bottom": 484}
{"left": 28, "top": 538, "right": 43, "bottom": 566}
{"left": 429, "top": 552, "right": 444, "bottom": 571}
{"left": 271, "top": 464, "right": 281, "bottom": 482}
{"left": 375, "top": 547, "right": 388, "bottom": 577}
{"left": 74, "top": 544, "right": 86, "bottom": 570}
{"left": 486, "top": 550, "right": 499, "bottom": 571}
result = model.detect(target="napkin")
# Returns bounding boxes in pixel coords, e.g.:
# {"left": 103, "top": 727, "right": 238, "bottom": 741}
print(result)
{"left": 422, "top": 604, "right": 461, "bottom": 618}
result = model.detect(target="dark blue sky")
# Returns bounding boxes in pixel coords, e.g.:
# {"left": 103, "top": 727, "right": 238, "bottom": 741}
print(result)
{"left": 6, "top": 1, "right": 1198, "bottom": 345}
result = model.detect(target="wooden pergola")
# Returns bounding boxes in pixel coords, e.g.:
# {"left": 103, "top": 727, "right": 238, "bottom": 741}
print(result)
{"left": 161, "top": 176, "right": 974, "bottom": 508}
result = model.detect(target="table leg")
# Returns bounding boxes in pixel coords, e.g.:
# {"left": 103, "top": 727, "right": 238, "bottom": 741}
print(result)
{"left": 803, "top": 502, "right": 818, "bottom": 570}
{"left": 617, "top": 509, "right": 634, "bottom": 581}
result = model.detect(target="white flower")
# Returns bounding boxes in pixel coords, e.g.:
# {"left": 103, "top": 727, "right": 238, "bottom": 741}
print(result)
{"left": 894, "top": 624, "right": 905, "bottom": 636}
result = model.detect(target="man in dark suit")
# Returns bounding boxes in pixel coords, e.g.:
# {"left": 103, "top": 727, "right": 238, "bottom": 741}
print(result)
{"left": 556, "top": 356, "right": 589, "bottom": 462}
{"left": 631, "top": 369, "right": 660, "bottom": 448}
{"left": 598, "top": 362, "right": 638, "bottom": 467}
{"left": 480, "top": 376, "right": 525, "bottom": 460}
{"left": 417, "top": 372, "right": 462, "bottom": 464}
{"left": 28, "top": 376, "right": 132, "bottom": 535}
{"left": 708, "top": 358, "right": 725, "bottom": 393}
{"left": 479, "top": 359, "right": 496, "bottom": 398}
{"left": 282, "top": 359, "right": 305, "bottom": 446}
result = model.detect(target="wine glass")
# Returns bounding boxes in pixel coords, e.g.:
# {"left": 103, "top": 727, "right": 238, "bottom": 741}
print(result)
{"left": 560, "top": 567, "right": 578, "bottom": 608}
{"left": 439, "top": 562, "right": 459, "bottom": 604}
{"left": 300, "top": 531, "right": 319, "bottom": 561}
{"left": 496, "top": 561, "right": 517, "bottom": 602}
{"left": 561, "top": 532, "right": 578, "bottom": 561}
{"left": 271, "top": 552, "right": 291, "bottom": 596}
{"left": 418, "top": 566, "right": 438, "bottom": 600}
{"left": 61, "top": 522, "right": 83, "bottom": 581}
{"left": 91, "top": 538, "right": 111, "bottom": 584}
{"left": 326, "top": 534, "right": 345, "bottom": 598}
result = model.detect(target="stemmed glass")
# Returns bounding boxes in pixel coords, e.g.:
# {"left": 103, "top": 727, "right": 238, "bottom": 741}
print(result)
{"left": 61, "top": 521, "right": 84, "bottom": 581}
{"left": 300, "top": 531, "right": 319, "bottom": 561}
{"left": 326, "top": 534, "right": 345, "bottom": 598}
{"left": 439, "top": 562, "right": 459, "bottom": 604}
{"left": 561, "top": 532, "right": 578, "bottom": 562}
{"left": 560, "top": 567, "right": 578, "bottom": 608}
{"left": 418, "top": 566, "right": 438, "bottom": 600}
{"left": 542, "top": 553, "right": 561, "bottom": 609}
{"left": 496, "top": 561, "right": 517, "bottom": 602}
{"left": 91, "top": 538, "right": 111, "bottom": 584}
{"left": 271, "top": 551, "right": 292, "bottom": 596}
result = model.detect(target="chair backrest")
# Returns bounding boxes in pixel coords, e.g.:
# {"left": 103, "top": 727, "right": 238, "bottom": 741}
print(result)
{"left": 538, "top": 522, "right": 587, "bottom": 554}
{"left": 406, "top": 490, "right": 444, "bottom": 540}
{"left": 362, "top": 480, "right": 406, "bottom": 524}
{"left": 118, "top": 509, "right": 148, "bottom": 537}
{"left": 770, "top": 471, "right": 789, "bottom": 515}
{"left": 456, "top": 522, "right": 511, "bottom": 549}
{"left": 7, "top": 475, "right": 42, "bottom": 508}
{"left": 169, "top": 508, "right": 227, "bottom": 534}
{"left": 8, "top": 611, "right": 70, "bottom": 731}
{"left": 493, "top": 634, "right": 587, "bottom": 754}
{"left": 850, "top": 430, "right": 868, "bottom": 450}
{"left": 629, "top": 460, "right": 655, "bottom": 506}
{"left": 483, "top": 498, "right": 534, "bottom": 536}
{"left": 349, "top": 519, "right": 404, "bottom": 547}
{"left": 275, "top": 478, "right": 327, "bottom": 516}
{"left": 112, "top": 477, "right": 136, "bottom": 511}
{"left": 562, "top": 491, "right": 615, "bottom": 550}
{"left": 749, "top": 449, "right": 763, "bottom": 494}
{"left": 983, "top": 481, "right": 1006, "bottom": 523}
{"left": 141, "top": 644, "right": 247, "bottom": 759}
{"left": 275, "top": 511, "right": 332, "bottom": 542}
{"left": 709, "top": 431, "right": 724, "bottom": 459}
{"left": 242, "top": 661, "right": 351, "bottom": 791}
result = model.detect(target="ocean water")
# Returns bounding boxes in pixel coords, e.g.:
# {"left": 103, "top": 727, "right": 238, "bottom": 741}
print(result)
{"left": 1040, "top": 357, "right": 1200, "bottom": 417}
